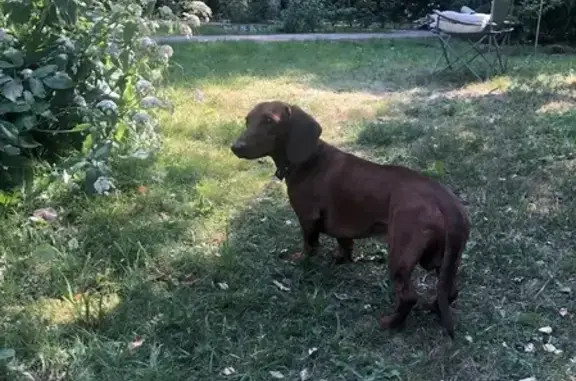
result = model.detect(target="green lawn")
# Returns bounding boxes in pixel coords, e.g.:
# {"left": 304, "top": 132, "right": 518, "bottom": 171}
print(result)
{"left": 2, "top": 39, "right": 576, "bottom": 381}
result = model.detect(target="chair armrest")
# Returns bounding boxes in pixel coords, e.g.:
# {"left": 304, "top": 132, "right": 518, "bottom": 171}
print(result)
{"left": 432, "top": 10, "right": 487, "bottom": 26}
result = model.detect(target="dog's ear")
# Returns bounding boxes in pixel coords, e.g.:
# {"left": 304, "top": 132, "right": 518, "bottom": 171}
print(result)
{"left": 286, "top": 105, "right": 322, "bottom": 164}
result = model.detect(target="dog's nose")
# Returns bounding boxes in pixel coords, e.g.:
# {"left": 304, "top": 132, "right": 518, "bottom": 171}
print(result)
{"left": 231, "top": 141, "right": 246, "bottom": 154}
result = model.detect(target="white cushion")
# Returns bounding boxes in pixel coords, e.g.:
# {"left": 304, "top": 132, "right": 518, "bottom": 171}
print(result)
{"left": 430, "top": 10, "right": 491, "bottom": 34}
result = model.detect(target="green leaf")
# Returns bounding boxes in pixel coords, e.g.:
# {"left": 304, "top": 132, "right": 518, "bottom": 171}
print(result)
{"left": 114, "top": 122, "right": 127, "bottom": 142}
{"left": 0, "top": 144, "right": 21, "bottom": 156}
{"left": 0, "top": 120, "right": 20, "bottom": 145}
{"left": 43, "top": 72, "right": 74, "bottom": 89}
{"left": 1, "top": 78, "right": 23, "bottom": 102}
{"left": 23, "top": 90, "right": 34, "bottom": 104}
{"left": 0, "top": 61, "right": 15, "bottom": 69}
{"left": 29, "top": 77, "right": 47, "bottom": 98}
{"left": 0, "top": 101, "right": 31, "bottom": 115}
{"left": 31, "top": 101, "right": 50, "bottom": 115}
{"left": 123, "top": 21, "right": 139, "bottom": 44}
{"left": 32, "top": 243, "right": 60, "bottom": 262}
{"left": 1, "top": 0, "right": 32, "bottom": 24}
{"left": 14, "top": 114, "right": 37, "bottom": 131}
{"left": 92, "top": 142, "right": 112, "bottom": 160}
{"left": 434, "top": 160, "right": 445, "bottom": 176}
{"left": 55, "top": 0, "right": 79, "bottom": 25}
{"left": 73, "top": 123, "right": 90, "bottom": 132}
{"left": 0, "top": 75, "right": 11, "bottom": 86}
{"left": 32, "top": 64, "right": 58, "bottom": 78}
{"left": 40, "top": 110, "right": 58, "bottom": 121}
{"left": 82, "top": 134, "right": 93, "bottom": 155}
{"left": 3, "top": 48, "right": 24, "bottom": 67}
{"left": 19, "top": 135, "right": 41, "bottom": 148}
{"left": 0, "top": 348, "right": 15, "bottom": 361}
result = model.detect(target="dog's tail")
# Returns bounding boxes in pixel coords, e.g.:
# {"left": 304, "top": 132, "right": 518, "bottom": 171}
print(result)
{"left": 435, "top": 187, "right": 468, "bottom": 339}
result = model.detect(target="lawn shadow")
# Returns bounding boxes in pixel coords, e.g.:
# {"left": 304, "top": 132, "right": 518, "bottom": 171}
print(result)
{"left": 77, "top": 178, "right": 470, "bottom": 381}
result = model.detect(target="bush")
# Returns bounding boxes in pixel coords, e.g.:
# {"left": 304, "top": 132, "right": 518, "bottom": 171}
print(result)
{"left": 281, "top": 0, "right": 327, "bottom": 33}
{"left": 248, "top": 0, "right": 282, "bottom": 22}
{"left": 0, "top": 0, "right": 201, "bottom": 196}
{"left": 513, "top": 0, "right": 576, "bottom": 43}
{"left": 155, "top": 0, "right": 212, "bottom": 21}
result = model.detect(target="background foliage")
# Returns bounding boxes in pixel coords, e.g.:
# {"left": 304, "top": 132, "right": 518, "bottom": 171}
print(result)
{"left": 0, "top": 0, "right": 210, "bottom": 199}
{"left": 198, "top": 0, "right": 576, "bottom": 43}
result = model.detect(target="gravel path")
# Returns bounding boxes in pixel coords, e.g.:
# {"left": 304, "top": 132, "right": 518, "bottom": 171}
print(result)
{"left": 154, "top": 30, "right": 434, "bottom": 44}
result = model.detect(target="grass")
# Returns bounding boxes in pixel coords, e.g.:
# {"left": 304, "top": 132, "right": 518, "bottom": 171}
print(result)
{"left": 2, "top": 39, "right": 576, "bottom": 381}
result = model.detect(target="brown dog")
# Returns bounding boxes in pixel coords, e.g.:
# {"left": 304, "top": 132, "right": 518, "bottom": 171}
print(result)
{"left": 231, "top": 101, "right": 470, "bottom": 338}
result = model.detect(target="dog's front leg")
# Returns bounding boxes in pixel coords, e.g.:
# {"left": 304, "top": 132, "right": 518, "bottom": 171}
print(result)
{"left": 300, "top": 220, "right": 320, "bottom": 257}
{"left": 285, "top": 220, "right": 320, "bottom": 261}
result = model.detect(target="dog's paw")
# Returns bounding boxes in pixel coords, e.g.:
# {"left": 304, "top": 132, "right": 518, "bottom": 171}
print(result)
{"left": 280, "top": 251, "right": 306, "bottom": 263}
{"left": 421, "top": 300, "right": 440, "bottom": 315}
{"left": 379, "top": 314, "right": 405, "bottom": 330}
{"left": 332, "top": 255, "right": 353, "bottom": 265}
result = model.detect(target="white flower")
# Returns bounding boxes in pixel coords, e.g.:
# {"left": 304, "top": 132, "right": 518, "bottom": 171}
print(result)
{"left": 128, "top": 4, "right": 143, "bottom": 16}
{"left": 183, "top": 14, "right": 201, "bottom": 28}
{"left": 140, "top": 96, "right": 163, "bottom": 109}
{"left": 96, "top": 99, "right": 118, "bottom": 114}
{"left": 93, "top": 177, "right": 114, "bottom": 195}
{"left": 140, "top": 37, "right": 156, "bottom": 48}
{"left": 179, "top": 23, "right": 194, "bottom": 37}
{"left": 74, "top": 94, "right": 87, "bottom": 107}
{"left": 159, "top": 5, "right": 173, "bottom": 17}
{"left": 158, "top": 45, "right": 173, "bottom": 61}
{"left": 56, "top": 36, "right": 75, "bottom": 51}
{"left": 20, "top": 68, "right": 33, "bottom": 78}
{"left": 135, "top": 79, "right": 154, "bottom": 95}
{"left": 132, "top": 111, "right": 153, "bottom": 125}
{"left": 105, "top": 42, "right": 120, "bottom": 58}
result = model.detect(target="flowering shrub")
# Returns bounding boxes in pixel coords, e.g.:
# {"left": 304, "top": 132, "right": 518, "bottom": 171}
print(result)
{"left": 0, "top": 0, "right": 204, "bottom": 195}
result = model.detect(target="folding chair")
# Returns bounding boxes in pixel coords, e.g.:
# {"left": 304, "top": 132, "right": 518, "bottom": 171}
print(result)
{"left": 429, "top": 0, "right": 515, "bottom": 80}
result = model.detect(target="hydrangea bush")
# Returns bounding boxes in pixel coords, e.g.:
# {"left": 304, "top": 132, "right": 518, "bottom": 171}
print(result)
{"left": 0, "top": 0, "right": 208, "bottom": 196}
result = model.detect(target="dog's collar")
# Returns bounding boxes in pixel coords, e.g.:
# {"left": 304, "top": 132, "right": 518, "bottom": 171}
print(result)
{"left": 274, "top": 165, "right": 293, "bottom": 180}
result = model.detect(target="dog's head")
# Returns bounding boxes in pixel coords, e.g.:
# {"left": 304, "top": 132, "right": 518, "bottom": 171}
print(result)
{"left": 230, "top": 101, "right": 322, "bottom": 164}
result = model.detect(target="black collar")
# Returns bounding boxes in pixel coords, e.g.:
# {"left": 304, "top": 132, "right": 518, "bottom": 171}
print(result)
{"left": 274, "top": 164, "right": 293, "bottom": 181}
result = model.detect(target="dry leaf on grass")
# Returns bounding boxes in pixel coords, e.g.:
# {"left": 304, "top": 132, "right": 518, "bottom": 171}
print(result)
{"left": 221, "top": 367, "right": 236, "bottom": 376}
{"left": 334, "top": 293, "right": 349, "bottom": 301}
{"left": 30, "top": 207, "right": 58, "bottom": 222}
{"left": 217, "top": 282, "right": 229, "bottom": 290}
{"left": 559, "top": 286, "right": 572, "bottom": 294}
{"left": 559, "top": 308, "right": 568, "bottom": 316}
{"left": 308, "top": 347, "right": 318, "bottom": 356}
{"left": 542, "top": 343, "right": 562, "bottom": 354}
{"left": 269, "top": 371, "right": 285, "bottom": 379}
{"left": 273, "top": 280, "right": 290, "bottom": 292}
{"left": 128, "top": 336, "right": 144, "bottom": 351}
{"left": 524, "top": 343, "right": 535, "bottom": 353}
{"left": 300, "top": 368, "right": 310, "bottom": 381}
{"left": 538, "top": 326, "right": 553, "bottom": 334}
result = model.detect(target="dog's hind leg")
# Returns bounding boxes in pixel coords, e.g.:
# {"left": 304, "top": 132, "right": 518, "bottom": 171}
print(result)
{"left": 380, "top": 226, "right": 435, "bottom": 330}
{"left": 333, "top": 238, "right": 354, "bottom": 264}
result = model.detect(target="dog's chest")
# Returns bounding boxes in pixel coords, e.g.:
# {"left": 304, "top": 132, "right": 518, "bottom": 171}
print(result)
{"left": 286, "top": 180, "right": 388, "bottom": 239}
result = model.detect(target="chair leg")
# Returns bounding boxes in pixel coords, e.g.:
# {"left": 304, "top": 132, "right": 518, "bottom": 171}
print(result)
{"left": 432, "top": 34, "right": 453, "bottom": 73}
{"left": 441, "top": 36, "right": 453, "bottom": 69}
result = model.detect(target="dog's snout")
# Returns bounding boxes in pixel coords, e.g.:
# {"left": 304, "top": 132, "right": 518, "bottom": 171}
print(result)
{"left": 231, "top": 141, "right": 246, "bottom": 154}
